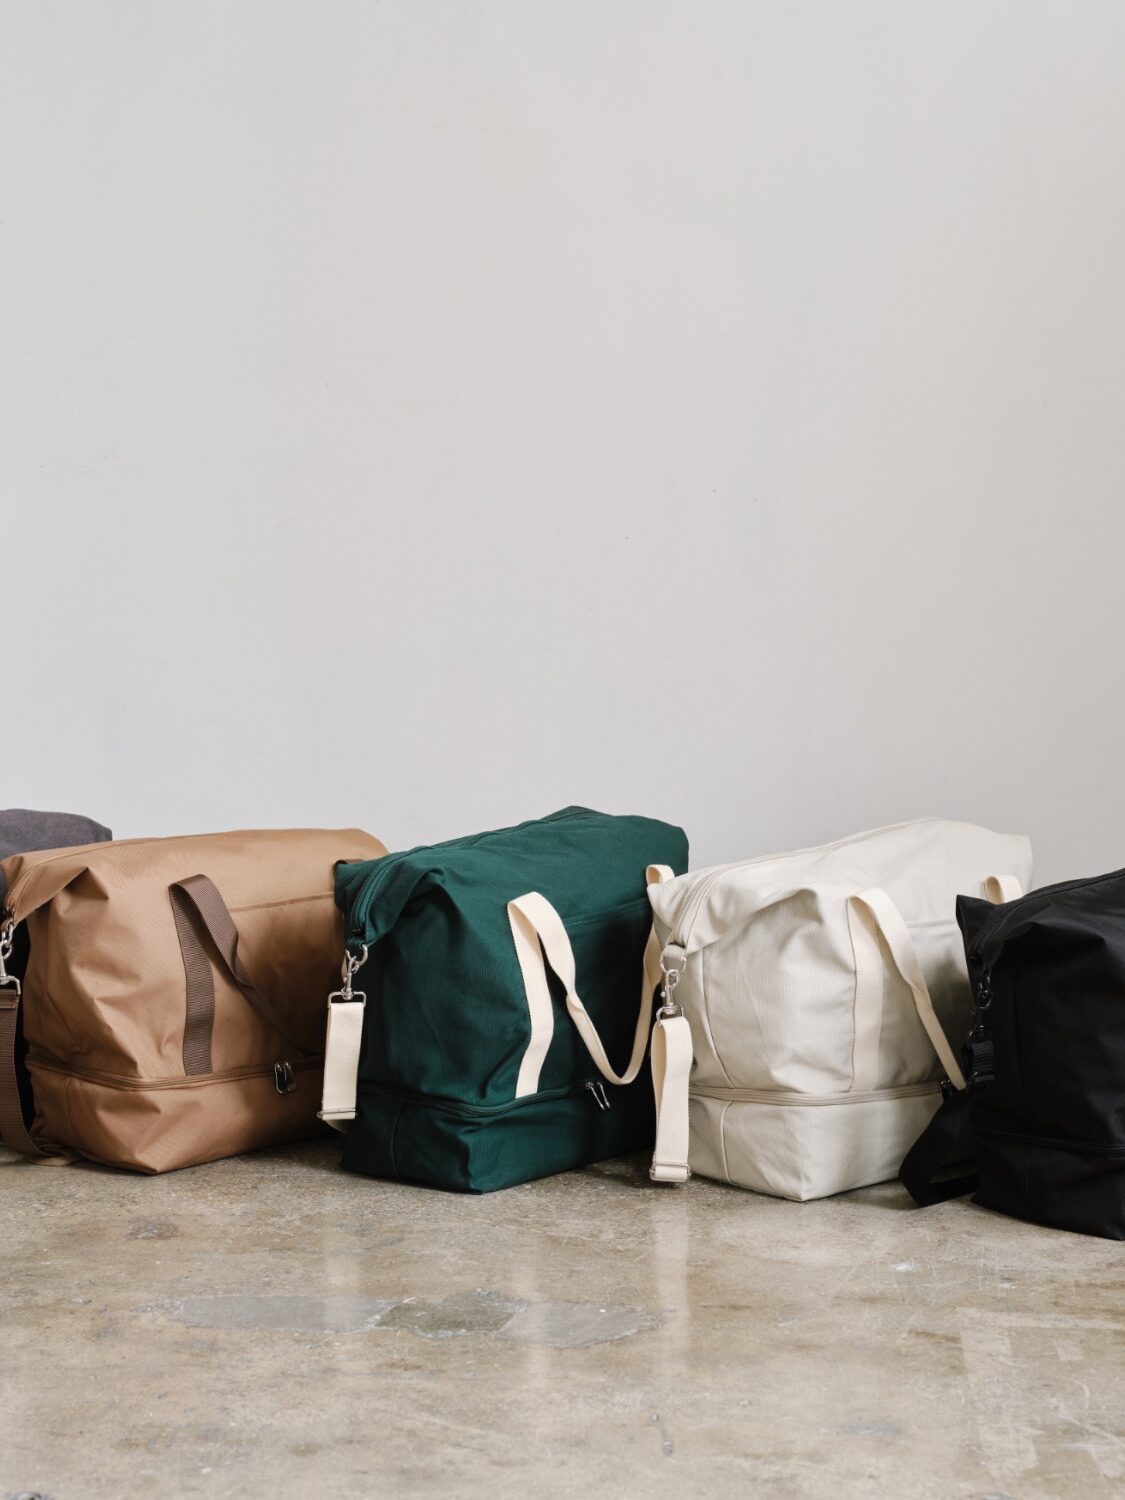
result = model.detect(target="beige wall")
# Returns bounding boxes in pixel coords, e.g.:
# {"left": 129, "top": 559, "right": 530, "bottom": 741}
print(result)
{"left": 3, "top": 2, "right": 1124, "bottom": 882}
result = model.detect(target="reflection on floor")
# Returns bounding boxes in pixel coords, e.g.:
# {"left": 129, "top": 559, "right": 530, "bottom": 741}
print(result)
{"left": 3, "top": 1138, "right": 1121, "bottom": 1498}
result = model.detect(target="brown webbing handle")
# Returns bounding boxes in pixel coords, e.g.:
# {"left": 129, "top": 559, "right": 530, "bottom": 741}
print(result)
{"left": 0, "top": 916, "right": 57, "bottom": 1158}
{"left": 0, "top": 986, "right": 56, "bottom": 1157}
{"left": 169, "top": 874, "right": 313, "bottom": 1075}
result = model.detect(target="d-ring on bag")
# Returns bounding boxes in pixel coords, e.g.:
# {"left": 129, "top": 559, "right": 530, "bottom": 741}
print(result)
{"left": 0, "top": 827, "right": 385, "bottom": 1172}
{"left": 646, "top": 819, "right": 1033, "bottom": 1200}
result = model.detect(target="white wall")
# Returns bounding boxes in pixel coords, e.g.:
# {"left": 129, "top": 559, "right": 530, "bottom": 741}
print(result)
{"left": 2, "top": 1, "right": 1124, "bottom": 883}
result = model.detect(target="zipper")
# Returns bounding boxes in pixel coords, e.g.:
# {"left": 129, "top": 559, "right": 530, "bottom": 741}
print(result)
{"left": 2, "top": 829, "right": 355, "bottom": 925}
{"left": 347, "top": 806, "right": 595, "bottom": 947}
{"left": 967, "top": 865, "right": 1125, "bottom": 975}
{"left": 665, "top": 817, "right": 944, "bottom": 954}
{"left": 692, "top": 1080, "right": 940, "bottom": 1107}
{"left": 358, "top": 1076, "right": 614, "bottom": 1119}
{"left": 28, "top": 1053, "right": 322, "bottom": 1092}
{"left": 973, "top": 1118, "right": 1125, "bottom": 1160}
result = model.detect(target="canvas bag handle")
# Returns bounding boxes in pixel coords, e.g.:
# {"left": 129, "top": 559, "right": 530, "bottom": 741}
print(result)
{"left": 647, "top": 871, "right": 1026, "bottom": 1187}
{"left": 168, "top": 874, "right": 315, "bottom": 1072}
{"left": 320, "top": 865, "right": 677, "bottom": 1132}
{"left": 506, "top": 864, "right": 673, "bottom": 1095}
{"left": 846, "top": 873, "right": 1024, "bottom": 1093}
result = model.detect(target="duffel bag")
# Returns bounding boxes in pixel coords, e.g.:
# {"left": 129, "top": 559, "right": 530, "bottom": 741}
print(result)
{"left": 0, "top": 826, "right": 385, "bottom": 1172}
{"left": 0, "top": 807, "right": 112, "bottom": 869}
{"left": 321, "top": 805, "right": 689, "bottom": 1192}
{"left": 901, "top": 867, "right": 1125, "bottom": 1238}
{"left": 0, "top": 804, "right": 112, "bottom": 980}
{"left": 646, "top": 818, "right": 1032, "bottom": 1199}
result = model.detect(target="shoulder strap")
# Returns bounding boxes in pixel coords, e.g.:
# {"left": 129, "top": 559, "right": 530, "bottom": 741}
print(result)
{"left": 0, "top": 916, "right": 60, "bottom": 1157}
{"left": 899, "top": 1084, "right": 977, "bottom": 1204}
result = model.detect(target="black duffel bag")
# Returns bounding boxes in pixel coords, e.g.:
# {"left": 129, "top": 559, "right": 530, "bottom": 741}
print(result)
{"left": 901, "top": 867, "right": 1125, "bottom": 1239}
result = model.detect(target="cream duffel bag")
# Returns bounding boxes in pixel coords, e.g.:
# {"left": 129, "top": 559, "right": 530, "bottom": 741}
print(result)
{"left": 646, "top": 819, "right": 1033, "bottom": 1200}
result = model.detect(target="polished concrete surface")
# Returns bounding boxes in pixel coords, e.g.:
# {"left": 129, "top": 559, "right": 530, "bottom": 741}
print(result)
{"left": 2, "top": 1138, "right": 1122, "bottom": 1499}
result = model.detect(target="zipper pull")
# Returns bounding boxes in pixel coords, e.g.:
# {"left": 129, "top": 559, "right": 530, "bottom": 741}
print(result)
{"left": 274, "top": 1061, "right": 297, "bottom": 1095}
{"left": 962, "top": 951, "right": 995, "bottom": 1087}
{"left": 586, "top": 1081, "right": 611, "bottom": 1111}
{"left": 969, "top": 952, "right": 993, "bottom": 1033}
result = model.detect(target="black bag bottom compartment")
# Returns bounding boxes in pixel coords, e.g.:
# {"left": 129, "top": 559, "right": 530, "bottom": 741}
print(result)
{"left": 975, "top": 1126, "right": 1125, "bottom": 1240}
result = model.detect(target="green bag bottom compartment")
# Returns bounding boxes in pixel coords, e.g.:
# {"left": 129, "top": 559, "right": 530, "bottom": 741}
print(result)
{"left": 342, "top": 1080, "right": 656, "bottom": 1193}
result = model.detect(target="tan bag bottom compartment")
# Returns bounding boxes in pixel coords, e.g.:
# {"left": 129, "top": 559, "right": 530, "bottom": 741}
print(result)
{"left": 27, "top": 1056, "right": 325, "bottom": 1173}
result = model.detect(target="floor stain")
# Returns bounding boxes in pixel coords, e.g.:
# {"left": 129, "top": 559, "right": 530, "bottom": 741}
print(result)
{"left": 158, "top": 1290, "right": 658, "bottom": 1346}
{"left": 128, "top": 1221, "right": 179, "bottom": 1241}
{"left": 165, "top": 1295, "right": 397, "bottom": 1333}
{"left": 379, "top": 1290, "right": 522, "bottom": 1339}
{"left": 500, "top": 1299, "right": 659, "bottom": 1349}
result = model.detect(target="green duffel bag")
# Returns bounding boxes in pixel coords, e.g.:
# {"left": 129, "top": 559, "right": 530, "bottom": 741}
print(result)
{"left": 320, "top": 806, "right": 689, "bottom": 1192}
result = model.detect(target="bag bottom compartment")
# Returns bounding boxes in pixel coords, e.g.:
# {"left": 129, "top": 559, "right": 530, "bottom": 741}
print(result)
{"left": 27, "top": 1056, "right": 324, "bottom": 1173}
{"left": 343, "top": 1080, "right": 655, "bottom": 1193}
{"left": 975, "top": 1125, "right": 1125, "bottom": 1240}
{"left": 690, "top": 1086, "right": 942, "bottom": 1201}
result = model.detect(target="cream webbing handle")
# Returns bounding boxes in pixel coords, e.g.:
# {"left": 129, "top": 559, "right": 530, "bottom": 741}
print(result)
{"left": 984, "top": 874, "right": 1023, "bottom": 904}
{"left": 847, "top": 888, "right": 964, "bottom": 1091}
{"left": 506, "top": 865, "right": 672, "bottom": 1098}
{"left": 650, "top": 980, "right": 692, "bottom": 1185}
{"left": 319, "top": 944, "right": 368, "bottom": 1131}
{"left": 845, "top": 873, "right": 1023, "bottom": 1096}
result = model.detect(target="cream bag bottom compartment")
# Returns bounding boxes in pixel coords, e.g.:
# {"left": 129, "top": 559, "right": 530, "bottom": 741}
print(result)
{"left": 689, "top": 1085, "right": 943, "bottom": 1202}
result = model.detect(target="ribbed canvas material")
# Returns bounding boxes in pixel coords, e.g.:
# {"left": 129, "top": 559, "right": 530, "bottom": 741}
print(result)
{"left": 335, "top": 806, "right": 689, "bottom": 1193}
{"left": 647, "top": 819, "right": 1033, "bottom": 1201}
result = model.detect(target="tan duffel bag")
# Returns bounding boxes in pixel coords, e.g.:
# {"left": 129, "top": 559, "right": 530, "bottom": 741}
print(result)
{"left": 0, "top": 827, "right": 385, "bottom": 1173}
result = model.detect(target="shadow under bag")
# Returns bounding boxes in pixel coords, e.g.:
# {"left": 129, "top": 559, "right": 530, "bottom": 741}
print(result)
{"left": 901, "top": 868, "right": 1125, "bottom": 1239}
{"left": 322, "top": 806, "right": 689, "bottom": 1192}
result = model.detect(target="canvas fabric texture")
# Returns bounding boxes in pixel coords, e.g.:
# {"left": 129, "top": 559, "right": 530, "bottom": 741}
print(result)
{"left": 0, "top": 826, "right": 385, "bottom": 1172}
{"left": 902, "top": 867, "right": 1125, "bottom": 1239}
{"left": 646, "top": 819, "right": 1033, "bottom": 1200}
{"left": 329, "top": 806, "right": 689, "bottom": 1193}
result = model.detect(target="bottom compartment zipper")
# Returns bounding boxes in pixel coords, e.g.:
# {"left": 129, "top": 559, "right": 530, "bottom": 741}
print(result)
{"left": 358, "top": 1077, "right": 621, "bottom": 1119}
{"left": 974, "top": 1120, "right": 1125, "bottom": 1160}
{"left": 28, "top": 1054, "right": 322, "bottom": 1092}
{"left": 692, "top": 1080, "right": 941, "bottom": 1108}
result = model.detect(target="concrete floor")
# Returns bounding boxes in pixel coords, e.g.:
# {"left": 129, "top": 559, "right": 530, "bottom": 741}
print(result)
{"left": 2, "top": 1139, "right": 1122, "bottom": 1500}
